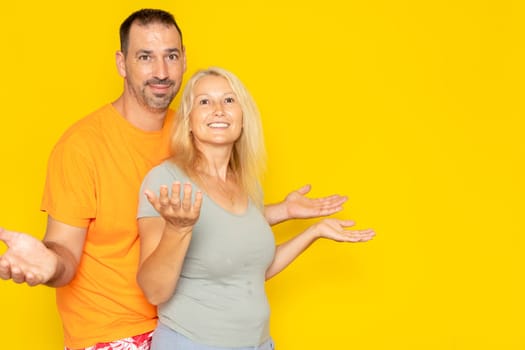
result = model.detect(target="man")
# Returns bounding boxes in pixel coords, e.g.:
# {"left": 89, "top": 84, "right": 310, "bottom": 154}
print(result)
{"left": 0, "top": 9, "right": 347, "bottom": 350}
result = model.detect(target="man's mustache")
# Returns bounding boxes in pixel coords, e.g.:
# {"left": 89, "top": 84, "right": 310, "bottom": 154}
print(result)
{"left": 146, "top": 78, "right": 174, "bottom": 86}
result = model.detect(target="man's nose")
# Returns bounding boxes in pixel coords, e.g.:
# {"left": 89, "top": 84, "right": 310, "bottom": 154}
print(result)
{"left": 153, "top": 59, "right": 169, "bottom": 80}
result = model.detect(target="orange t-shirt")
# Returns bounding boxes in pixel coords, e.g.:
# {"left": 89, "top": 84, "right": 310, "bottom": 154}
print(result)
{"left": 41, "top": 104, "right": 174, "bottom": 349}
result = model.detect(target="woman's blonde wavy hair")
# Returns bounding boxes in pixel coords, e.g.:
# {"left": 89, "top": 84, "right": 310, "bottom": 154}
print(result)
{"left": 170, "top": 67, "right": 266, "bottom": 208}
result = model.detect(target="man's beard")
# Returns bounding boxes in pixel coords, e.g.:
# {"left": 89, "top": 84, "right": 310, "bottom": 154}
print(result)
{"left": 136, "top": 78, "right": 177, "bottom": 112}
{"left": 143, "top": 90, "right": 175, "bottom": 110}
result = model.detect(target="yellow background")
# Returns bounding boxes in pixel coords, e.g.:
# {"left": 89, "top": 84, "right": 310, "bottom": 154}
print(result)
{"left": 1, "top": 1, "right": 523, "bottom": 349}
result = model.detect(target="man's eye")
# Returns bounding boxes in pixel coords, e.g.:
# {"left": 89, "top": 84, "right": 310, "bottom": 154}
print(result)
{"left": 138, "top": 55, "right": 150, "bottom": 61}
{"left": 168, "top": 54, "right": 179, "bottom": 61}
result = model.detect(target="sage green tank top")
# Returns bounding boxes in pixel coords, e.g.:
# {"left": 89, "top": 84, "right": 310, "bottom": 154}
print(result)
{"left": 138, "top": 161, "right": 275, "bottom": 347}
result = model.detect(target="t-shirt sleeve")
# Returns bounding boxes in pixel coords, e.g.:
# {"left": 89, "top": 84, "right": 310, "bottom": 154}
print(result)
{"left": 40, "top": 137, "right": 96, "bottom": 228}
{"left": 137, "top": 163, "right": 181, "bottom": 219}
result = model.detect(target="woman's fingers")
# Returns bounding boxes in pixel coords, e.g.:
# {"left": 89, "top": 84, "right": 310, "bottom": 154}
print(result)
{"left": 146, "top": 182, "right": 202, "bottom": 222}
{"left": 170, "top": 182, "right": 182, "bottom": 207}
{"left": 181, "top": 183, "right": 193, "bottom": 210}
{"left": 343, "top": 228, "right": 376, "bottom": 242}
{"left": 159, "top": 185, "right": 170, "bottom": 207}
{"left": 193, "top": 190, "right": 203, "bottom": 212}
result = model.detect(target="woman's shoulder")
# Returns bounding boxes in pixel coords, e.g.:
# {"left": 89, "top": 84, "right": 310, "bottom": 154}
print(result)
{"left": 146, "top": 160, "right": 189, "bottom": 182}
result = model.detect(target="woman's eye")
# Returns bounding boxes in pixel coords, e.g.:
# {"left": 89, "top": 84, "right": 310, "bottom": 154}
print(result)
{"left": 225, "top": 97, "right": 235, "bottom": 103}
{"left": 199, "top": 99, "right": 209, "bottom": 105}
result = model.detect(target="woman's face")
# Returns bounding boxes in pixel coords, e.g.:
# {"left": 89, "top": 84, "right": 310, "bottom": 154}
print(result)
{"left": 189, "top": 75, "right": 243, "bottom": 149}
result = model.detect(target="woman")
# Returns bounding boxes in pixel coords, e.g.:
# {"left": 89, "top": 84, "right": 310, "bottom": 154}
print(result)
{"left": 136, "top": 67, "right": 375, "bottom": 350}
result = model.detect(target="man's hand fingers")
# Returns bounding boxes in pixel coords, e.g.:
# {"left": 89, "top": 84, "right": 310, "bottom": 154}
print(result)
{"left": 0, "top": 228, "right": 15, "bottom": 246}
{"left": 10, "top": 265, "right": 26, "bottom": 284}
{"left": 0, "top": 258, "right": 12, "bottom": 280}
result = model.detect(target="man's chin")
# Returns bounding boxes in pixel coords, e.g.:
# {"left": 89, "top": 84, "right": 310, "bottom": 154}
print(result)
{"left": 146, "top": 96, "right": 174, "bottom": 111}
{"left": 147, "top": 105, "right": 170, "bottom": 113}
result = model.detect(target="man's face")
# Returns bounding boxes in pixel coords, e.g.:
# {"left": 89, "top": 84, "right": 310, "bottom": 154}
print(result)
{"left": 121, "top": 22, "right": 186, "bottom": 112}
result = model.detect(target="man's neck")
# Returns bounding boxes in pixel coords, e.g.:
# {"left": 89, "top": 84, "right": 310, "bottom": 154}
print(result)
{"left": 112, "top": 95, "right": 168, "bottom": 132}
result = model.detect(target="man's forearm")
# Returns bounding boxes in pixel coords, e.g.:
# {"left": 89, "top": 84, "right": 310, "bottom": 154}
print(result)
{"left": 43, "top": 241, "right": 78, "bottom": 287}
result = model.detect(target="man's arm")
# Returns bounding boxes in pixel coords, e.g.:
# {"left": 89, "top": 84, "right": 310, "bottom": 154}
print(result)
{"left": 0, "top": 216, "right": 86, "bottom": 287}
{"left": 264, "top": 184, "right": 348, "bottom": 226}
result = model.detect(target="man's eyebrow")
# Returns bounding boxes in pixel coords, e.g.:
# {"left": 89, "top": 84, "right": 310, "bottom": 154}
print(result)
{"left": 135, "top": 48, "right": 181, "bottom": 55}
{"left": 136, "top": 49, "right": 153, "bottom": 55}
{"left": 165, "top": 48, "right": 181, "bottom": 54}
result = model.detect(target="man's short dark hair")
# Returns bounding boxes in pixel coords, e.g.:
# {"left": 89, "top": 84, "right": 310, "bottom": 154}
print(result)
{"left": 119, "top": 8, "right": 183, "bottom": 55}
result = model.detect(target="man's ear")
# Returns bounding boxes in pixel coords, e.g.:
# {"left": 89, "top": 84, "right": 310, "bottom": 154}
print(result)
{"left": 115, "top": 51, "right": 126, "bottom": 78}
{"left": 182, "top": 46, "right": 187, "bottom": 73}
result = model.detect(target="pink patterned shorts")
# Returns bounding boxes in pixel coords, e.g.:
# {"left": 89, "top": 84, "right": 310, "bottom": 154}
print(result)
{"left": 65, "top": 330, "right": 153, "bottom": 350}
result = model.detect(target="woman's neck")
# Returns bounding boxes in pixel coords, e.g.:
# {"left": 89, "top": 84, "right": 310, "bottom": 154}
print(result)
{"left": 195, "top": 145, "right": 234, "bottom": 181}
